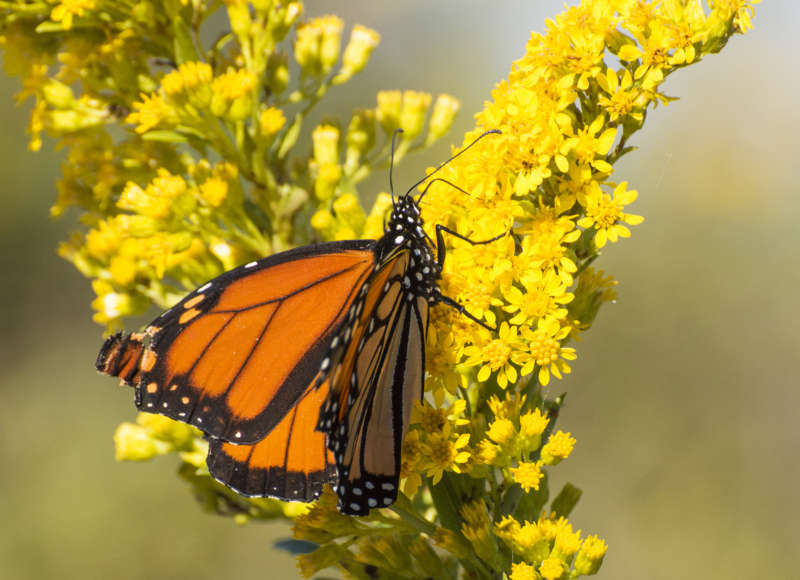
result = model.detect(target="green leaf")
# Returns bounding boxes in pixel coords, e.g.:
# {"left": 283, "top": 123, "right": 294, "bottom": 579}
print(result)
{"left": 550, "top": 482, "right": 583, "bottom": 518}
{"left": 172, "top": 17, "right": 199, "bottom": 63}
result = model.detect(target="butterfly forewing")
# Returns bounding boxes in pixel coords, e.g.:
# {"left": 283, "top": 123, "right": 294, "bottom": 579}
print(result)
{"left": 317, "top": 251, "right": 430, "bottom": 514}
{"left": 131, "top": 241, "right": 376, "bottom": 443}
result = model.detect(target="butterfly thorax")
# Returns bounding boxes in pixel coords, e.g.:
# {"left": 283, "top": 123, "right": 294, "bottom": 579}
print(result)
{"left": 378, "top": 195, "right": 441, "bottom": 303}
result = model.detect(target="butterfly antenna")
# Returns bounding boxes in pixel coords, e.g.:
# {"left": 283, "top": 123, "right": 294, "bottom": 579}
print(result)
{"left": 406, "top": 129, "right": 501, "bottom": 198}
{"left": 389, "top": 129, "right": 404, "bottom": 203}
{"left": 417, "top": 177, "right": 473, "bottom": 204}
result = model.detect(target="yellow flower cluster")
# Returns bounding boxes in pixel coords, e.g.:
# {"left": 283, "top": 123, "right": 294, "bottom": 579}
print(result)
{"left": 499, "top": 513, "right": 608, "bottom": 579}
{"left": 418, "top": 0, "right": 757, "bottom": 409}
{"left": 62, "top": 161, "right": 260, "bottom": 326}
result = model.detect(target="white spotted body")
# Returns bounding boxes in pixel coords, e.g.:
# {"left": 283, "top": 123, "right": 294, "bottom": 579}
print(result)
{"left": 315, "top": 194, "right": 439, "bottom": 515}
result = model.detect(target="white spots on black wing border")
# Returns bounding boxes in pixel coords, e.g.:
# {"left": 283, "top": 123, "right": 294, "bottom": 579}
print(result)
{"left": 335, "top": 474, "right": 400, "bottom": 515}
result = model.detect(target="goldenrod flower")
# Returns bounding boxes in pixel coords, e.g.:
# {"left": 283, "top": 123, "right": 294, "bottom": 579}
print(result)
{"left": 259, "top": 107, "right": 286, "bottom": 136}
{"left": 50, "top": 0, "right": 95, "bottom": 30}
{"left": 338, "top": 25, "right": 380, "bottom": 81}
{"left": 577, "top": 181, "right": 644, "bottom": 248}
{"left": 295, "top": 15, "right": 344, "bottom": 77}
{"left": 541, "top": 430, "right": 576, "bottom": 465}
{"left": 573, "top": 534, "right": 608, "bottom": 576}
{"left": 553, "top": 521, "right": 582, "bottom": 558}
{"left": 510, "top": 460, "right": 544, "bottom": 493}
{"left": 423, "top": 424, "right": 470, "bottom": 484}
{"left": 460, "top": 500, "right": 499, "bottom": 567}
{"left": 597, "top": 68, "right": 644, "bottom": 122}
{"left": 113, "top": 422, "right": 171, "bottom": 461}
{"left": 400, "top": 430, "right": 423, "bottom": 496}
{"left": 510, "top": 562, "right": 538, "bottom": 580}
{"left": 487, "top": 417, "right": 515, "bottom": 446}
{"left": 426, "top": 94, "right": 460, "bottom": 144}
{"left": 162, "top": 61, "right": 213, "bottom": 97}
{"left": 398, "top": 90, "right": 432, "bottom": 140}
{"left": 515, "top": 320, "right": 577, "bottom": 386}
{"left": 411, "top": 399, "right": 469, "bottom": 435}
{"left": 126, "top": 93, "right": 170, "bottom": 134}
{"left": 376, "top": 90, "right": 402, "bottom": 135}
{"left": 463, "top": 322, "right": 523, "bottom": 388}
{"left": 312, "top": 124, "right": 340, "bottom": 165}
{"left": 502, "top": 270, "right": 574, "bottom": 326}
{"left": 539, "top": 556, "right": 565, "bottom": 580}
{"left": 199, "top": 177, "right": 229, "bottom": 208}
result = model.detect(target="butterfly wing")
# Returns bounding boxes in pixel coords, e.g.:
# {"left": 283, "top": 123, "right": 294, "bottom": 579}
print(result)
{"left": 317, "top": 251, "right": 429, "bottom": 515}
{"left": 97, "top": 240, "right": 378, "bottom": 445}
{"left": 206, "top": 381, "right": 336, "bottom": 502}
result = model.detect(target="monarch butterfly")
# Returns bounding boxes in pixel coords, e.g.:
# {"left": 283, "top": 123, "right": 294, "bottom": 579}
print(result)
{"left": 97, "top": 131, "right": 502, "bottom": 515}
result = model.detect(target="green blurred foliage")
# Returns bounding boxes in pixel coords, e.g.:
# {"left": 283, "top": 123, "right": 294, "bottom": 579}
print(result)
{"left": 1, "top": 1, "right": 797, "bottom": 579}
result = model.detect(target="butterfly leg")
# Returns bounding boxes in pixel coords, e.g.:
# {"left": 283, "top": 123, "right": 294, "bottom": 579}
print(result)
{"left": 433, "top": 224, "right": 509, "bottom": 332}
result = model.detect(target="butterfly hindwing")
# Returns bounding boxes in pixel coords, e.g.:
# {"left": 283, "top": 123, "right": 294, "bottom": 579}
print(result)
{"left": 206, "top": 381, "right": 336, "bottom": 502}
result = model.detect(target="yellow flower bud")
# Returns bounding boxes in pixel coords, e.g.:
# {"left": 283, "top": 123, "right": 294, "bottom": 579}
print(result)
{"left": 362, "top": 192, "right": 393, "bottom": 239}
{"left": 332, "top": 192, "right": 365, "bottom": 233}
{"left": 109, "top": 255, "right": 137, "bottom": 286}
{"left": 337, "top": 25, "right": 380, "bottom": 82}
{"left": 311, "top": 208, "right": 335, "bottom": 237}
{"left": 224, "top": 0, "right": 251, "bottom": 40}
{"left": 318, "top": 15, "right": 344, "bottom": 74}
{"left": 259, "top": 106, "right": 286, "bottom": 137}
{"left": 90, "top": 286, "right": 135, "bottom": 325}
{"left": 510, "top": 562, "right": 537, "bottom": 580}
{"left": 294, "top": 19, "right": 322, "bottom": 76}
{"left": 487, "top": 417, "right": 515, "bottom": 445}
{"left": 200, "top": 176, "right": 228, "bottom": 207}
{"left": 426, "top": 94, "right": 459, "bottom": 144}
{"left": 314, "top": 162, "right": 341, "bottom": 201}
{"left": 399, "top": 90, "right": 432, "bottom": 140}
{"left": 42, "top": 79, "right": 75, "bottom": 108}
{"left": 113, "top": 422, "right": 171, "bottom": 461}
{"left": 540, "top": 430, "right": 576, "bottom": 465}
{"left": 376, "top": 90, "right": 402, "bottom": 135}
{"left": 573, "top": 535, "right": 608, "bottom": 575}
{"left": 539, "top": 556, "right": 564, "bottom": 580}
{"left": 312, "top": 124, "right": 340, "bottom": 165}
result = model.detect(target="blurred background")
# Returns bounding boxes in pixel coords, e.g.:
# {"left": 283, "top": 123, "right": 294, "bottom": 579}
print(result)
{"left": 1, "top": 1, "right": 796, "bottom": 578}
